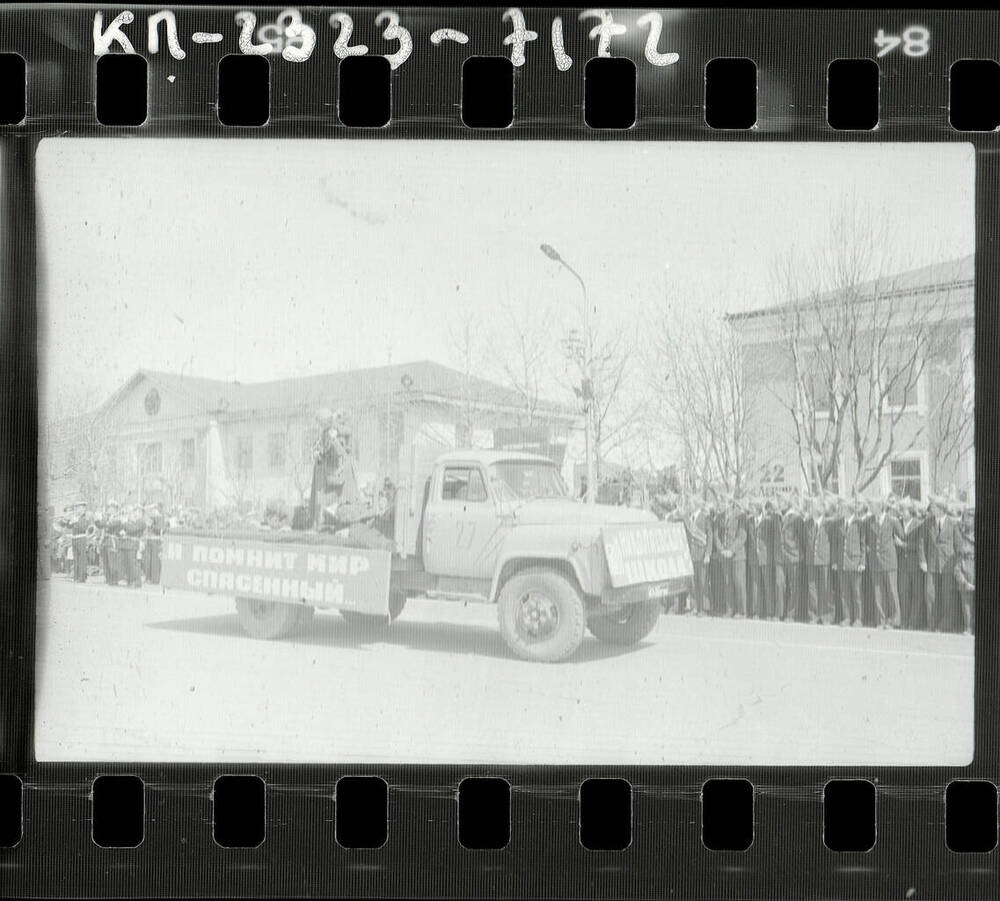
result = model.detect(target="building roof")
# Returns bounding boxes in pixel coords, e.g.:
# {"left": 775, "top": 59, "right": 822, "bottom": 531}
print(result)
{"left": 104, "top": 360, "right": 578, "bottom": 420}
{"left": 727, "top": 254, "right": 974, "bottom": 323}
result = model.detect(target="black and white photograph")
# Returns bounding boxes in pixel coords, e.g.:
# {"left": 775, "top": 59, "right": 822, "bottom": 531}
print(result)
{"left": 35, "top": 138, "right": 975, "bottom": 765}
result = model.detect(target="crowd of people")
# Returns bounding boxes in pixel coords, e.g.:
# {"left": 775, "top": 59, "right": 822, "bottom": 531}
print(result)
{"left": 41, "top": 473, "right": 975, "bottom": 639}
{"left": 660, "top": 491, "right": 975, "bottom": 635}
{"left": 42, "top": 497, "right": 315, "bottom": 585}
{"left": 41, "top": 479, "right": 399, "bottom": 585}
{"left": 44, "top": 501, "right": 167, "bottom": 586}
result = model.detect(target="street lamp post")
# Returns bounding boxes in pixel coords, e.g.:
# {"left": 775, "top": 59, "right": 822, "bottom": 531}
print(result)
{"left": 541, "top": 243, "right": 596, "bottom": 504}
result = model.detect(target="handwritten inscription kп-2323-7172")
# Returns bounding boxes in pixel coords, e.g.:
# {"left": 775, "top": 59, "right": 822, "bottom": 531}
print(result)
{"left": 94, "top": 8, "right": 682, "bottom": 70}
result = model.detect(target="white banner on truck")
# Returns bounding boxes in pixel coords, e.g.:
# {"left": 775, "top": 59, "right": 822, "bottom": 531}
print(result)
{"left": 160, "top": 535, "right": 392, "bottom": 614}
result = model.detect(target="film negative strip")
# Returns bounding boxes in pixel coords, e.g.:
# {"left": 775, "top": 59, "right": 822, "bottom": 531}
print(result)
{"left": 1, "top": 4, "right": 998, "bottom": 897}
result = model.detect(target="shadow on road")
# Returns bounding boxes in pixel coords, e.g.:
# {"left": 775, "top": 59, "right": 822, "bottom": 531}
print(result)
{"left": 145, "top": 611, "right": 651, "bottom": 663}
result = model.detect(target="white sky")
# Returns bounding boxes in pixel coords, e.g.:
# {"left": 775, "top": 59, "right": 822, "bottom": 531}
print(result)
{"left": 37, "top": 139, "right": 974, "bottom": 417}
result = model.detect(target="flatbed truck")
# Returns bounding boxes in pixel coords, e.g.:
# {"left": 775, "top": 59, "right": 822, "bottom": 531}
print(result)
{"left": 161, "top": 449, "right": 694, "bottom": 662}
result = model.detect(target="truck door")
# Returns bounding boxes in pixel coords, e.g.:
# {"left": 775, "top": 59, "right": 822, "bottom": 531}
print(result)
{"left": 423, "top": 465, "right": 504, "bottom": 580}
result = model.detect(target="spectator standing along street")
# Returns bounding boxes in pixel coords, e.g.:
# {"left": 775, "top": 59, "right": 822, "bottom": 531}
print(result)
{"left": 954, "top": 506, "right": 975, "bottom": 635}
{"left": 925, "top": 497, "right": 959, "bottom": 632}
{"left": 840, "top": 499, "right": 868, "bottom": 627}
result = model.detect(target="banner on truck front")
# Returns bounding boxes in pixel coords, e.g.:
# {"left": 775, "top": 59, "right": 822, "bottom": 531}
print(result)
{"left": 601, "top": 522, "right": 694, "bottom": 589}
{"left": 160, "top": 535, "right": 392, "bottom": 614}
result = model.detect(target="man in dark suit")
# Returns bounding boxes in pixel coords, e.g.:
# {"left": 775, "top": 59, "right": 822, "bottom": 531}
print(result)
{"left": 805, "top": 498, "right": 832, "bottom": 624}
{"left": 840, "top": 498, "right": 867, "bottom": 627}
{"left": 855, "top": 498, "right": 875, "bottom": 625}
{"left": 117, "top": 506, "right": 144, "bottom": 588}
{"left": 752, "top": 500, "right": 778, "bottom": 621}
{"left": 777, "top": 497, "right": 805, "bottom": 622}
{"left": 684, "top": 499, "right": 713, "bottom": 617}
{"left": 745, "top": 499, "right": 759, "bottom": 618}
{"left": 924, "top": 496, "right": 959, "bottom": 632}
{"left": 824, "top": 497, "right": 845, "bottom": 624}
{"left": 954, "top": 505, "right": 974, "bottom": 636}
{"left": 718, "top": 498, "right": 748, "bottom": 617}
{"left": 70, "top": 503, "right": 90, "bottom": 583}
{"left": 144, "top": 503, "right": 165, "bottom": 585}
{"left": 707, "top": 500, "right": 726, "bottom": 616}
{"left": 868, "top": 496, "right": 903, "bottom": 628}
{"left": 101, "top": 501, "right": 121, "bottom": 585}
{"left": 894, "top": 497, "right": 926, "bottom": 630}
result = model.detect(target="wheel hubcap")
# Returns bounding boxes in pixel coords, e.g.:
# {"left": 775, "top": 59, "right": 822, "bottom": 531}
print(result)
{"left": 515, "top": 591, "right": 560, "bottom": 642}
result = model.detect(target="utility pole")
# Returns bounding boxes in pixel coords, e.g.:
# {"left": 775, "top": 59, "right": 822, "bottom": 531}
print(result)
{"left": 541, "top": 243, "right": 596, "bottom": 504}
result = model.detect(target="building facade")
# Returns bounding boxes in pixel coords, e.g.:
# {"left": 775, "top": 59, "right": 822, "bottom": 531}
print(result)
{"left": 728, "top": 256, "right": 974, "bottom": 502}
{"left": 43, "top": 361, "right": 581, "bottom": 512}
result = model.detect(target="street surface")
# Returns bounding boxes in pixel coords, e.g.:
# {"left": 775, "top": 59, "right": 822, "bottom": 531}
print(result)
{"left": 34, "top": 577, "right": 974, "bottom": 765}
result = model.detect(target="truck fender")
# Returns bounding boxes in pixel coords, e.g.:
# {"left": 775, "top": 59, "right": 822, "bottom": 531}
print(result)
{"left": 490, "top": 554, "right": 589, "bottom": 603}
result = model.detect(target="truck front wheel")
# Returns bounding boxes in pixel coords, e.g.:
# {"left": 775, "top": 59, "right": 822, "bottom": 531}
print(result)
{"left": 587, "top": 600, "right": 661, "bottom": 645}
{"left": 497, "top": 568, "right": 586, "bottom": 663}
{"left": 235, "top": 598, "right": 304, "bottom": 640}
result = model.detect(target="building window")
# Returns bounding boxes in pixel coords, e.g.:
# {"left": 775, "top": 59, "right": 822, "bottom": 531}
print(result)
{"left": 441, "top": 467, "right": 487, "bottom": 502}
{"left": 889, "top": 456, "right": 923, "bottom": 501}
{"left": 236, "top": 435, "right": 253, "bottom": 472}
{"left": 883, "top": 345, "right": 927, "bottom": 413}
{"left": 181, "top": 438, "right": 196, "bottom": 470}
{"left": 803, "top": 353, "right": 835, "bottom": 419}
{"left": 886, "top": 374, "right": 919, "bottom": 411}
{"left": 140, "top": 442, "right": 162, "bottom": 475}
{"left": 268, "top": 432, "right": 286, "bottom": 470}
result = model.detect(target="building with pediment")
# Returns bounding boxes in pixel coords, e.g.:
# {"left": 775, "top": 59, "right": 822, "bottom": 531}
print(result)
{"left": 43, "top": 361, "right": 580, "bottom": 512}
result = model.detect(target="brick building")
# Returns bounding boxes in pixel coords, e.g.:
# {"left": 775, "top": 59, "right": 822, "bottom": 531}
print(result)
{"left": 728, "top": 256, "right": 974, "bottom": 502}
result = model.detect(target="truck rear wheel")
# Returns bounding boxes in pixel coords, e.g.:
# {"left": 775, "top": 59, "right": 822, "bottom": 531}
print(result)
{"left": 497, "top": 568, "right": 586, "bottom": 663}
{"left": 587, "top": 600, "right": 661, "bottom": 645}
{"left": 235, "top": 598, "right": 303, "bottom": 640}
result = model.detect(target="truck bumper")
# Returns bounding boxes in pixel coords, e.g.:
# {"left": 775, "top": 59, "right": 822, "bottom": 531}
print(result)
{"left": 600, "top": 576, "right": 692, "bottom": 610}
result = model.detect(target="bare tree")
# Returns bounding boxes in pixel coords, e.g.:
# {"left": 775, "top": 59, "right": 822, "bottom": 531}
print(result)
{"left": 928, "top": 332, "right": 974, "bottom": 492}
{"left": 648, "top": 305, "right": 760, "bottom": 496}
{"left": 448, "top": 310, "right": 490, "bottom": 445}
{"left": 486, "top": 289, "right": 552, "bottom": 427}
{"left": 42, "top": 396, "right": 132, "bottom": 507}
{"left": 286, "top": 420, "right": 313, "bottom": 506}
{"left": 770, "top": 201, "right": 953, "bottom": 494}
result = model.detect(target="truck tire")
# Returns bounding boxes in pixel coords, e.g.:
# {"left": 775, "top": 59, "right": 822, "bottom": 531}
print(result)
{"left": 497, "top": 568, "right": 586, "bottom": 663}
{"left": 235, "top": 598, "right": 303, "bottom": 640}
{"left": 587, "top": 600, "right": 661, "bottom": 645}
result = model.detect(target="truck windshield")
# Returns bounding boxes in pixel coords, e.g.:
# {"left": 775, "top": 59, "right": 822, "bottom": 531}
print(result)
{"left": 489, "top": 461, "right": 567, "bottom": 500}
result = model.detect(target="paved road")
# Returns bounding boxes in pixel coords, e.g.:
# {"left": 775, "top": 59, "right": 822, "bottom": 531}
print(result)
{"left": 34, "top": 577, "right": 974, "bottom": 765}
